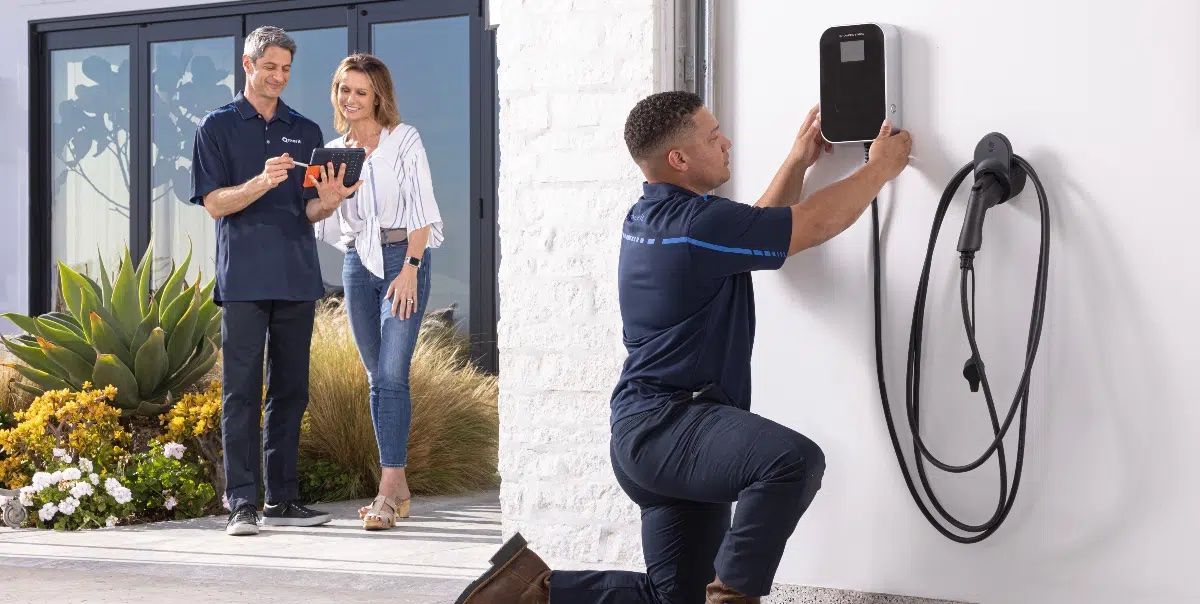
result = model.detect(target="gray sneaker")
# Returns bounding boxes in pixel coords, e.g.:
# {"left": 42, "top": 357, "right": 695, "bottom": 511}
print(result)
{"left": 225, "top": 504, "right": 259, "bottom": 536}
{"left": 261, "top": 501, "right": 332, "bottom": 527}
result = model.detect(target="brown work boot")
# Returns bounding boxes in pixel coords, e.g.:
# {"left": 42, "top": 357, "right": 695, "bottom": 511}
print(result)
{"left": 455, "top": 532, "right": 551, "bottom": 603}
{"left": 706, "top": 576, "right": 761, "bottom": 603}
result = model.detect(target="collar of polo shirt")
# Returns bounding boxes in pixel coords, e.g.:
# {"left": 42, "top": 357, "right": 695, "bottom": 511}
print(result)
{"left": 233, "top": 92, "right": 295, "bottom": 124}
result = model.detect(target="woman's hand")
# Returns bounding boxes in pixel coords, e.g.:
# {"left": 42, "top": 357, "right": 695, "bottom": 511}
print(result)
{"left": 385, "top": 265, "right": 419, "bottom": 320}
{"left": 314, "top": 162, "right": 364, "bottom": 211}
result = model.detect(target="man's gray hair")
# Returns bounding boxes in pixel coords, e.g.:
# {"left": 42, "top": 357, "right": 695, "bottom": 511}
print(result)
{"left": 244, "top": 26, "right": 296, "bottom": 63}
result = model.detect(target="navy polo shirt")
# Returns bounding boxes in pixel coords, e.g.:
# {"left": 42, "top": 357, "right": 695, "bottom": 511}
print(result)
{"left": 610, "top": 182, "right": 793, "bottom": 425}
{"left": 189, "top": 93, "right": 324, "bottom": 304}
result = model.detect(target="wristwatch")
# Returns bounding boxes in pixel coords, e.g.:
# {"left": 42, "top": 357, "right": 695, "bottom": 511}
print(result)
{"left": 404, "top": 256, "right": 421, "bottom": 268}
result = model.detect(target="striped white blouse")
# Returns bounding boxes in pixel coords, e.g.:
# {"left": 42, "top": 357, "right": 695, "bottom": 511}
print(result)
{"left": 314, "top": 123, "right": 444, "bottom": 279}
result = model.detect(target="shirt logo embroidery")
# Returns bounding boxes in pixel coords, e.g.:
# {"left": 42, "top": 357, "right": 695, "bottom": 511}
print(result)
{"left": 281, "top": 136, "right": 302, "bottom": 144}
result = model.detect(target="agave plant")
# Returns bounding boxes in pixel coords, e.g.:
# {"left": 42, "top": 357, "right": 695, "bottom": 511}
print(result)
{"left": 2, "top": 245, "right": 220, "bottom": 416}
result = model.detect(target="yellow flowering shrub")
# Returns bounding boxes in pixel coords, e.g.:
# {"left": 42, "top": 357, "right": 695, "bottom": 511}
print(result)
{"left": 161, "top": 380, "right": 221, "bottom": 442}
{"left": 0, "top": 384, "right": 130, "bottom": 488}
{"left": 158, "top": 380, "right": 223, "bottom": 493}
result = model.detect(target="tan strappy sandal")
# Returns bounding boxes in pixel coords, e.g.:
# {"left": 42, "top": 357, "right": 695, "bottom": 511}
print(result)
{"left": 360, "top": 495, "right": 411, "bottom": 530}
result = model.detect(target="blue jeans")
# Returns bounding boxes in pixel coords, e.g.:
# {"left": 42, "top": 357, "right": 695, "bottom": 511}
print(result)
{"left": 343, "top": 243, "right": 432, "bottom": 468}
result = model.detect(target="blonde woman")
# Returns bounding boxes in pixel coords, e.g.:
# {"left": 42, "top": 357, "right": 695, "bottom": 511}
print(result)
{"left": 314, "top": 53, "right": 444, "bottom": 530}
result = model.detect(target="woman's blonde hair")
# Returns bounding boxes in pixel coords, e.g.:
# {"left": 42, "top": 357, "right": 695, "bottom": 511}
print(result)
{"left": 331, "top": 53, "right": 401, "bottom": 134}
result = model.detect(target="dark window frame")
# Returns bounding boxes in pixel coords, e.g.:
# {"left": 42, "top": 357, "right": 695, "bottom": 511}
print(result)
{"left": 29, "top": 0, "right": 499, "bottom": 372}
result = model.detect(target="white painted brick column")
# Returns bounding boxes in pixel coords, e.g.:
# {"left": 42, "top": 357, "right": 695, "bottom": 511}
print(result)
{"left": 491, "top": 0, "right": 663, "bottom": 569}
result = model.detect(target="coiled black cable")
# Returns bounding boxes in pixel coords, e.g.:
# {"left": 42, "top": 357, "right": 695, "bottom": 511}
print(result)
{"left": 867, "top": 143, "right": 1050, "bottom": 542}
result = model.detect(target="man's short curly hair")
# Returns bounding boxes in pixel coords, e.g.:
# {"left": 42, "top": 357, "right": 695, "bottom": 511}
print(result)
{"left": 624, "top": 91, "right": 704, "bottom": 162}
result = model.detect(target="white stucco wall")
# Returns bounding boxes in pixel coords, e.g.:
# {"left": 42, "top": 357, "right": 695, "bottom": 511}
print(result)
{"left": 491, "top": 0, "right": 659, "bottom": 569}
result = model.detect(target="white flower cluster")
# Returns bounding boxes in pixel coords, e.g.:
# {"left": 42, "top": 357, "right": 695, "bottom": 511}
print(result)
{"left": 162, "top": 442, "right": 187, "bottom": 460}
{"left": 58, "top": 496, "right": 80, "bottom": 516}
{"left": 104, "top": 477, "right": 132, "bottom": 505}
{"left": 20, "top": 454, "right": 135, "bottom": 524}
{"left": 29, "top": 458, "right": 89, "bottom": 494}
{"left": 70, "top": 482, "right": 94, "bottom": 499}
{"left": 30, "top": 471, "right": 56, "bottom": 491}
{"left": 52, "top": 448, "right": 73, "bottom": 464}
{"left": 18, "top": 486, "right": 35, "bottom": 506}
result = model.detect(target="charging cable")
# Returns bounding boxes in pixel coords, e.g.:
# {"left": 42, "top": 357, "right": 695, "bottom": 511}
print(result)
{"left": 866, "top": 135, "right": 1050, "bottom": 542}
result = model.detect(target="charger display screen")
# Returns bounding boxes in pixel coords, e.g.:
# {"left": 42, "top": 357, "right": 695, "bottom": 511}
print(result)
{"left": 821, "top": 25, "right": 887, "bottom": 141}
{"left": 840, "top": 40, "right": 865, "bottom": 62}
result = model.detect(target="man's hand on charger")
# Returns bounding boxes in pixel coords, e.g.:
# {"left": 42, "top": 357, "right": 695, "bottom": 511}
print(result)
{"left": 790, "top": 104, "right": 832, "bottom": 169}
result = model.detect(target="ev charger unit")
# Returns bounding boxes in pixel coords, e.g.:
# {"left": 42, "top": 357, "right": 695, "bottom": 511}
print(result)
{"left": 817, "top": 24, "right": 1052, "bottom": 545}
{"left": 819, "top": 23, "right": 901, "bottom": 143}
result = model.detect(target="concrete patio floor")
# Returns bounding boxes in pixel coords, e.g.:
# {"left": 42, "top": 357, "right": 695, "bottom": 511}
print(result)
{"left": 0, "top": 491, "right": 501, "bottom": 603}
{"left": 1, "top": 489, "right": 962, "bottom": 603}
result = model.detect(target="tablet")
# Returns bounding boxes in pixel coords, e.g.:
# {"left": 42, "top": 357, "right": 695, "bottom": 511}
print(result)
{"left": 303, "top": 147, "right": 366, "bottom": 188}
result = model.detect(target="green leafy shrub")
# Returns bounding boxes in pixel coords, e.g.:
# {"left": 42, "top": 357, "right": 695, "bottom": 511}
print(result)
{"left": 1, "top": 245, "right": 220, "bottom": 416}
{"left": 124, "top": 441, "right": 215, "bottom": 521}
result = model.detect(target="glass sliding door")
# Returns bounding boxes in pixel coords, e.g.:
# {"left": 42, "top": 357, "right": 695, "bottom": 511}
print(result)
{"left": 368, "top": 11, "right": 473, "bottom": 330}
{"left": 146, "top": 20, "right": 240, "bottom": 286}
{"left": 48, "top": 39, "right": 132, "bottom": 309}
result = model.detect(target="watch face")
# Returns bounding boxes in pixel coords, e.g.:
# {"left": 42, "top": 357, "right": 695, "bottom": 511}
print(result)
{"left": 407, "top": 256, "right": 421, "bottom": 267}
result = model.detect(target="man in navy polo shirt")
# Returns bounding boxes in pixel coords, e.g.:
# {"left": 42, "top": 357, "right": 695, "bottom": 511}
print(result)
{"left": 190, "top": 26, "right": 361, "bottom": 536}
{"left": 459, "top": 94, "right": 911, "bottom": 603}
